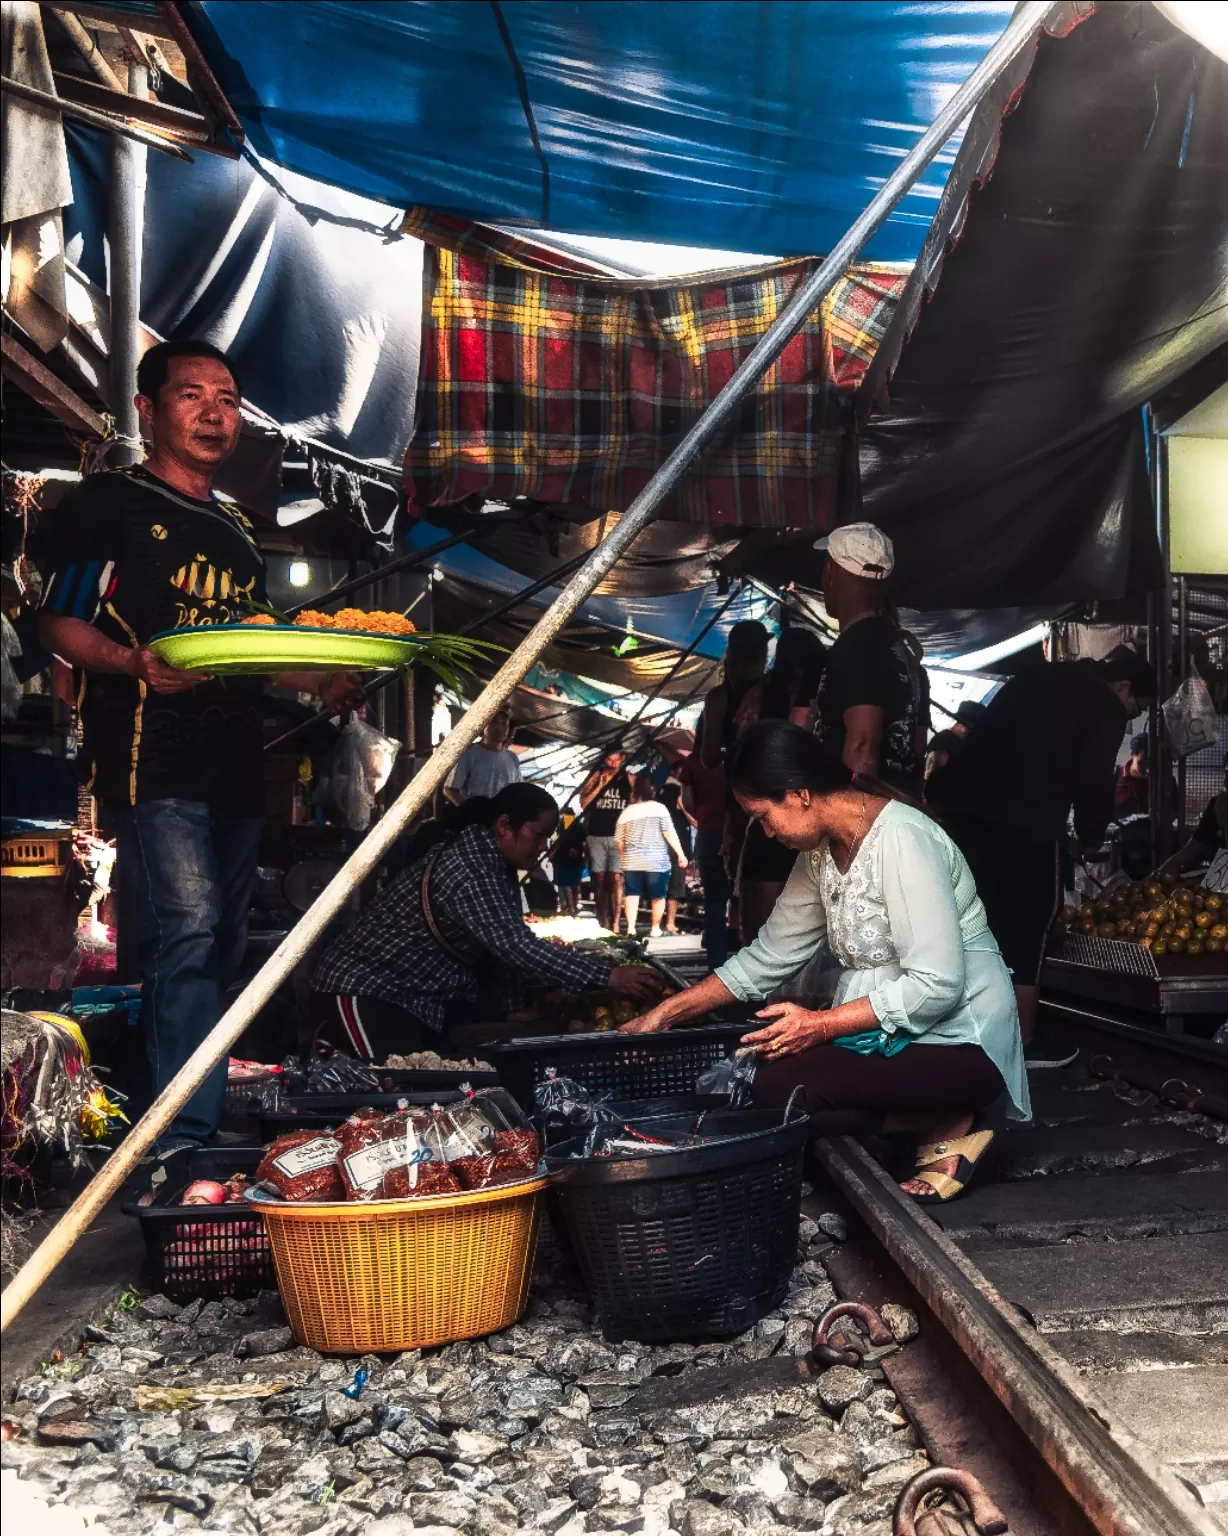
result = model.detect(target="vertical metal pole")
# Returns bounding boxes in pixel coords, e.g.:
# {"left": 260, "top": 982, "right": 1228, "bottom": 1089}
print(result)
{"left": 1146, "top": 591, "right": 1160, "bottom": 868}
{"left": 1176, "top": 573, "right": 1188, "bottom": 843}
{"left": 108, "top": 57, "right": 148, "bottom": 465}
{"left": 1154, "top": 431, "right": 1175, "bottom": 862}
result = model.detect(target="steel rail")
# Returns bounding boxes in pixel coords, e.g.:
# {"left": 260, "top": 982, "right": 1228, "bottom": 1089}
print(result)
{"left": 814, "top": 1136, "right": 1219, "bottom": 1536}
{"left": 0, "top": 0, "right": 1054, "bottom": 1332}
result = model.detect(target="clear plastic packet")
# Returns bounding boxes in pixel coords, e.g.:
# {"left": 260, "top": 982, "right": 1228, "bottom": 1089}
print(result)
{"left": 694, "top": 1047, "right": 758, "bottom": 1108}
{"left": 531, "top": 1070, "right": 625, "bottom": 1143}
{"left": 336, "top": 1103, "right": 422, "bottom": 1200}
{"left": 255, "top": 1131, "right": 345, "bottom": 1201}
{"left": 379, "top": 1103, "right": 463, "bottom": 1199}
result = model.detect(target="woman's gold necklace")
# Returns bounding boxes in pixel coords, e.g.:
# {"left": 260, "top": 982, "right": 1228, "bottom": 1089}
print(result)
{"left": 835, "top": 792, "right": 868, "bottom": 872}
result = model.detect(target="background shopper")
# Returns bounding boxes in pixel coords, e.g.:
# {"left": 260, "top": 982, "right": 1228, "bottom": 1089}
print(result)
{"left": 579, "top": 747, "right": 632, "bottom": 931}
{"left": 938, "top": 646, "right": 1156, "bottom": 1046}
{"left": 615, "top": 774, "right": 688, "bottom": 937}
{"left": 657, "top": 779, "right": 696, "bottom": 935}
{"left": 812, "top": 522, "right": 929, "bottom": 799}
{"left": 444, "top": 705, "right": 521, "bottom": 803}
{"left": 678, "top": 723, "right": 730, "bottom": 967}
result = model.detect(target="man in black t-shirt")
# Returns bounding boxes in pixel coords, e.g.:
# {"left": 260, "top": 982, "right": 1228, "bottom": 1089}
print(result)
{"left": 39, "top": 340, "right": 356, "bottom": 1151}
{"left": 579, "top": 748, "right": 632, "bottom": 932}
{"left": 812, "top": 522, "right": 928, "bottom": 797}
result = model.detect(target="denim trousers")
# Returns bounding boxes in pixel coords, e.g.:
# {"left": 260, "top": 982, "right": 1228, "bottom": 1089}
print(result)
{"left": 117, "top": 799, "right": 263, "bottom": 1145}
{"left": 694, "top": 828, "right": 730, "bottom": 969}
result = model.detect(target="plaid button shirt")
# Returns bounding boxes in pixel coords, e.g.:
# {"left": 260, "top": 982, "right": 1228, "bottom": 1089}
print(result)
{"left": 311, "top": 825, "right": 611, "bottom": 1031}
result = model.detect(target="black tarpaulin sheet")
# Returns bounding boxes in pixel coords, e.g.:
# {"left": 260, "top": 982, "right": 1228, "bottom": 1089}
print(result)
{"left": 850, "top": 1, "right": 1227, "bottom": 609}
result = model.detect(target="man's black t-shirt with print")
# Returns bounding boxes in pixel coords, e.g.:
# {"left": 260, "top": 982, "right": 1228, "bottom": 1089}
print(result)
{"left": 40, "top": 467, "right": 268, "bottom": 814}
{"left": 814, "top": 615, "right": 926, "bottom": 796}
{"left": 585, "top": 769, "right": 632, "bottom": 837}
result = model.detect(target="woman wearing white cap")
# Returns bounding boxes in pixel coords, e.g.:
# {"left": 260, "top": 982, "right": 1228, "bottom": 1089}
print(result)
{"left": 622, "top": 721, "right": 1028, "bottom": 1204}
{"left": 812, "top": 522, "right": 929, "bottom": 800}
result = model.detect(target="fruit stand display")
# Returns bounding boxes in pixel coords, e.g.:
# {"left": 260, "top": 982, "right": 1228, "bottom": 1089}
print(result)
{"left": 1043, "top": 876, "right": 1228, "bottom": 1036}
{"left": 1054, "top": 875, "right": 1225, "bottom": 957}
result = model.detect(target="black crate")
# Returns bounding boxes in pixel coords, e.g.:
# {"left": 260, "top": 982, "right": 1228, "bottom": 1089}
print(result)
{"left": 121, "top": 1148, "right": 274, "bottom": 1302}
{"left": 546, "top": 1106, "right": 808, "bottom": 1343}
{"left": 491, "top": 1024, "right": 747, "bottom": 1111}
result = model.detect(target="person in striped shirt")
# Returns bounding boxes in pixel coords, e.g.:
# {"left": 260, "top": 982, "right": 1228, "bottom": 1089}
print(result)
{"left": 615, "top": 774, "right": 688, "bottom": 938}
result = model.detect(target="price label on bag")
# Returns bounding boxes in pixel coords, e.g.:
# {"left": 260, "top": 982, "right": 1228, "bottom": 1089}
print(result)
{"left": 271, "top": 1136, "right": 341, "bottom": 1179}
{"left": 343, "top": 1138, "right": 420, "bottom": 1192}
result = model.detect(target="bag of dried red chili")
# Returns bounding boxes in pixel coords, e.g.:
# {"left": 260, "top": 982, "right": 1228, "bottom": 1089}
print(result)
{"left": 451, "top": 1085, "right": 542, "bottom": 1186}
{"left": 335, "top": 1103, "right": 422, "bottom": 1200}
{"left": 377, "top": 1103, "right": 463, "bottom": 1199}
{"left": 255, "top": 1130, "right": 344, "bottom": 1201}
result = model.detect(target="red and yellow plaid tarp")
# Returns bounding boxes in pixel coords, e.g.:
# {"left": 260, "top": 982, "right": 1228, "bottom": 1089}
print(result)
{"left": 403, "top": 211, "right": 906, "bottom": 529}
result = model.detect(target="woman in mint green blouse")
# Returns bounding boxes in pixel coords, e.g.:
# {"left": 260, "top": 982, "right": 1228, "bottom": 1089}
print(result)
{"left": 623, "top": 721, "right": 1029, "bottom": 1202}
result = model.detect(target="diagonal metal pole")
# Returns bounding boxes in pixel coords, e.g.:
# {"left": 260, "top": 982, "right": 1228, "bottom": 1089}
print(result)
{"left": 265, "top": 550, "right": 591, "bottom": 754}
{"left": 0, "top": 0, "right": 1051, "bottom": 1331}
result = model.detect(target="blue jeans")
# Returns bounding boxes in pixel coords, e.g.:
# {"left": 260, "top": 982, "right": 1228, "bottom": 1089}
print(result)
{"left": 117, "top": 799, "right": 263, "bottom": 1146}
{"left": 695, "top": 828, "right": 730, "bottom": 969}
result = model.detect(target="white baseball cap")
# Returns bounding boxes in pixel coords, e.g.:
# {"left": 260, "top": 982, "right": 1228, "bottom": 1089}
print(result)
{"left": 814, "top": 522, "right": 895, "bottom": 581}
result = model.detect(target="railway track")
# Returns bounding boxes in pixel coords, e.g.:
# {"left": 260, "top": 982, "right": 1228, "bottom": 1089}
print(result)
{"left": 811, "top": 1010, "right": 1228, "bottom": 1536}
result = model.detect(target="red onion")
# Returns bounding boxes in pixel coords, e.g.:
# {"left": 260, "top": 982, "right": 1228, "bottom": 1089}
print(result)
{"left": 181, "top": 1179, "right": 225, "bottom": 1206}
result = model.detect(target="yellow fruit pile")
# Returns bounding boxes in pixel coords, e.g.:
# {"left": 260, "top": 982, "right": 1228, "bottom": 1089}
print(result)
{"left": 1056, "top": 876, "right": 1225, "bottom": 957}
{"left": 292, "top": 609, "right": 416, "bottom": 635}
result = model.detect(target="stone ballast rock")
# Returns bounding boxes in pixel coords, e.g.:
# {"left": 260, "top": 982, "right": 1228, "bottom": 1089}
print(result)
{"left": 2, "top": 1221, "right": 925, "bottom": 1534}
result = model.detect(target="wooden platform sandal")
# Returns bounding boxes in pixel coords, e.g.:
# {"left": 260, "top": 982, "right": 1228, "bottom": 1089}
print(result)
{"left": 907, "top": 1125, "right": 995, "bottom": 1203}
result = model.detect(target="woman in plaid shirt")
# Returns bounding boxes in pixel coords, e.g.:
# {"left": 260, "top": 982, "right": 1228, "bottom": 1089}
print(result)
{"left": 312, "top": 783, "right": 661, "bottom": 1059}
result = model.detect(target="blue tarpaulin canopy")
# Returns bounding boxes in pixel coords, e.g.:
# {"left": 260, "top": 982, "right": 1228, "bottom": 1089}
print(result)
{"left": 188, "top": 0, "right": 1014, "bottom": 262}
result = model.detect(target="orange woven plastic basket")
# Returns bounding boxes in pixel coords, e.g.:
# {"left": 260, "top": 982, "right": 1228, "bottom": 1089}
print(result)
{"left": 258, "top": 1175, "right": 548, "bottom": 1353}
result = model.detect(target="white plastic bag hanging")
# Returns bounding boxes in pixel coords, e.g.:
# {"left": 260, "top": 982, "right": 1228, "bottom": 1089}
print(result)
{"left": 1162, "top": 677, "right": 1218, "bottom": 758}
{"left": 323, "top": 718, "right": 400, "bottom": 829}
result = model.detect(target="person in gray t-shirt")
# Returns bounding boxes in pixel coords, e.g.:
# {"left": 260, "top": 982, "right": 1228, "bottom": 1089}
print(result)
{"left": 444, "top": 706, "right": 522, "bottom": 803}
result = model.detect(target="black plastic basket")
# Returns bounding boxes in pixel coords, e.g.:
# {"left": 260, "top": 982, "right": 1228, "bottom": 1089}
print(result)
{"left": 121, "top": 1148, "right": 274, "bottom": 1302}
{"left": 221, "top": 1073, "right": 276, "bottom": 1133}
{"left": 546, "top": 1104, "right": 808, "bottom": 1343}
{"left": 492, "top": 1023, "right": 747, "bottom": 1111}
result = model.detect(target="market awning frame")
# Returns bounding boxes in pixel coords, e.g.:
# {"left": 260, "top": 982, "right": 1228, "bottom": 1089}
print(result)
{"left": 0, "top": 0, "right": 1055, "bottom": 1335}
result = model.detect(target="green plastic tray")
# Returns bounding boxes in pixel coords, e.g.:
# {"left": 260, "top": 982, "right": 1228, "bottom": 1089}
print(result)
{"left": 148, "top": 625, "right": 418, "bottom": 674}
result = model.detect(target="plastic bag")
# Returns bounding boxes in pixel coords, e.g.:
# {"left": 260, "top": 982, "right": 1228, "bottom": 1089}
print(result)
{"left": 694, "top": 1048, "right": 758, "bottom": 1108}
{"left": 532, "top": 1070, "right": 626, "bottom": 1143}
{"left": 256, "top": 1131, "right": 345, "bottom": 1201}
{"left": 281, "top": 1050, "right": 381, "bottom": 1095}
{"left": 1162, "top": 678, "right": 1218, "bottom": 759}
{"left": 323, "top": 718, "right": 401, "bottom": 830}
{"left": 449, "top": 1087, "right": 541, "bottom": 1187}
